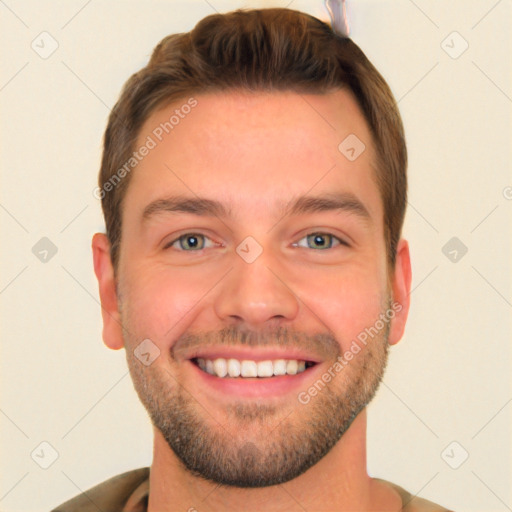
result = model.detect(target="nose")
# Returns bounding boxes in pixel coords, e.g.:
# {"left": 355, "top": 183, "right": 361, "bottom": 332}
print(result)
{"left": 213, "top": 253, "right": 300, "bottom": 329}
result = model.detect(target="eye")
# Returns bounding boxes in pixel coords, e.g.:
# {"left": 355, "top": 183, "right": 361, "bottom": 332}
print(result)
{"left": 165, "top": 233, "right": 216, "bottom": 251}
{"left": 294, "top": 232, "right": 347, "bottom": 250}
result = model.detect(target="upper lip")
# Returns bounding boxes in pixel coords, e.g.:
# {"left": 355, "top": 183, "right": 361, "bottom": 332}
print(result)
{"left": 184, "top": 347, "right": 322, "bottom": 364}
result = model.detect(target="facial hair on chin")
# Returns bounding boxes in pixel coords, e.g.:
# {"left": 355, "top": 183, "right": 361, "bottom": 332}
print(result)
{"left": 123, "top": 300, "right": 391, "bottom": 488}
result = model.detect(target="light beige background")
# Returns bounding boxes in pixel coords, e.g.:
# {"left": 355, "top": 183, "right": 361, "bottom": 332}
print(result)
{"left": 1, "top": 1, "right": 511, "bottom": 510}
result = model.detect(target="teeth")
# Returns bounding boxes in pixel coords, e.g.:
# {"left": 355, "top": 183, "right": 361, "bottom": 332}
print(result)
{"left": 241, "top": 360, "right": 258, "bottom": 377}
{"left": 257, "top": 360, "right": 273, "bottom": 377}
{"left": 227, "top": 358, "right": 241, "bottom": 377}
{"left": 286, "top": 360, "right": 298, "bottom": 375}
{"left": 273, "top": 359, "right": 287, "bottom": 375}
{"left": 213, "top": 358, "right": 228, "bottom": 378}
{"left": 196, "top": 357, "right": 312, "bottom": 378}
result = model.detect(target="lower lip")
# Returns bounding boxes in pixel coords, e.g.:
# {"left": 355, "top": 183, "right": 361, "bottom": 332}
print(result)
{"left": 187, "top": 360, "right": 322, "bottom": 399}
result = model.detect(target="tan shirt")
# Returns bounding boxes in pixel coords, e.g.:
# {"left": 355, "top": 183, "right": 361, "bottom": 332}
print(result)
{"left": 51, "top": 467, "right": 453, "bottom": 512}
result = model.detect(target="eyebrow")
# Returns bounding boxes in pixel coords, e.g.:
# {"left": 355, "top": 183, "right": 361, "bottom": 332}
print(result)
{"left": 141, "top": 192, "right": 371, "bottom": 225}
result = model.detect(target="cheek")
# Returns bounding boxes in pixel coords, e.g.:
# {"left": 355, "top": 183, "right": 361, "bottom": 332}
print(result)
{"left": 120, "top": 266, "right": 211, "bottom": 345}
{"left": 296, "top": 266, "right": 388, "bottom": 350}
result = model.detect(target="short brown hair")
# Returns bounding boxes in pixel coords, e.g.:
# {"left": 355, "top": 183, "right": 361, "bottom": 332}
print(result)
{"left": 99, "top": 7, "right": 407, "bottom": 276}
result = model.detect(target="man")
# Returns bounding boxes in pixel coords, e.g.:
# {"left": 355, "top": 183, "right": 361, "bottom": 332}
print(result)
{"left": 52, "top": 7, "right": 452, "bottom": 512}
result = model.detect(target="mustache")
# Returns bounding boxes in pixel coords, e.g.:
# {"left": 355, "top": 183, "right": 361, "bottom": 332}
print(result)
{"left": 171, "top": 325, "right": 341, "bottom": 361}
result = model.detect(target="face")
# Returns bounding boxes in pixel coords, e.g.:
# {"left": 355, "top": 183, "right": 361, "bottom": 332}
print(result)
{"left": 93, "top": 89, "right": 411, "bottom": 487}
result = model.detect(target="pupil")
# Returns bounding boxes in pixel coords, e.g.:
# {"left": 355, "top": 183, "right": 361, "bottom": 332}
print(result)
{"left": 312, "top": 234, "right": 328, "bottom": 248}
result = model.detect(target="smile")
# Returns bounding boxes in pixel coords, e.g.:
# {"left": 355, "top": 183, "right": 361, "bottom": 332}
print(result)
{"left": 193, "top": 357, "right": 317, "bottom": 378}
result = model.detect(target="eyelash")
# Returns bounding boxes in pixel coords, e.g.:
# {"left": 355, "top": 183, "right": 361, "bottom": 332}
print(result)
{"left": 164, "top": 232, "right": 348, "bottom": 251}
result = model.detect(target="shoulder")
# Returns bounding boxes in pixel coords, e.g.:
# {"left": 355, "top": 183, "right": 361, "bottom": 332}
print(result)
{"left": 375, "top": 478, "right": 454, "bottom": 512}
{"left": 50, "top": 467, "right": 150, "bottom": 512}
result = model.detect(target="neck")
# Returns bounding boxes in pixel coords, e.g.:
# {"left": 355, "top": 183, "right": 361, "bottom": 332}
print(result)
{"left": 147, "top": 409, "right": 400, "bottom": 511}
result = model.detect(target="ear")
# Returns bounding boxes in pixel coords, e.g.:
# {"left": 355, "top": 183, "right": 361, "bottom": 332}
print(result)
{"left": 92, "top": 233, "right": 125, "bottom": 350}
{"left": 388, "top": 238, "right": 412, "bottom": 346}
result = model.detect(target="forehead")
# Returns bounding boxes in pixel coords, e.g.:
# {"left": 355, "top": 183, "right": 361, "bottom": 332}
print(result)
{"left": 123, "top": 89, "right": 382, "bottom": 226}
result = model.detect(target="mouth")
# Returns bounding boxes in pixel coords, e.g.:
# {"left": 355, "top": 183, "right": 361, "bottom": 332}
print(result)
{"left": 191, "top": 357, "right": 318, "bottom": 378}
{"left": 185, "top": 352, "right": 322, "bottom": 399}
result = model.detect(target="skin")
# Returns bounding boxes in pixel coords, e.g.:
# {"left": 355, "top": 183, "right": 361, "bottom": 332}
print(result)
{"left": 92, "top": 89, "right": 412, "bottom": 511}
